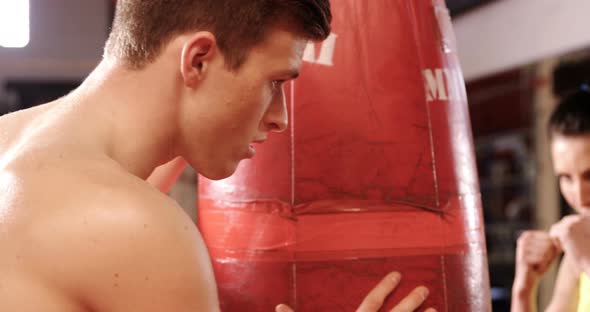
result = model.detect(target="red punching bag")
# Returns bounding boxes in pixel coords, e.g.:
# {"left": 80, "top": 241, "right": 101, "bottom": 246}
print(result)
{"left": 198, "top": 0, "right": 491, "bottom": 311}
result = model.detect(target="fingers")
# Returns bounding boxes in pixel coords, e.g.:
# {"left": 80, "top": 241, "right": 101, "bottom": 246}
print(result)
{"left": 516, "top": 230, "right": 560, "bottom": 273}
{"left": 424, "top": 308, "right": 437, "bottom": 312}
{"left": 550, "top": 214, "right": 590, "bottom": 260}
{"left": 389, "top": 286, "right": 429, "bottom": 312}
{"left": 549, "top": 216, "right": 577, "bottom": 249}
{"left": 549, "top": 233, "right": 563, "bottom": 252}
{"left": 356, "top": 272, "right": 402, "bottom": 312}
{"left": 275, "top": 304, "right": 294, "bottom": 312}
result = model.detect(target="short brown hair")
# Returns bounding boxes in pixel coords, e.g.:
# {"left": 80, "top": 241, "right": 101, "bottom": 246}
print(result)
{"left": 105, "top": 0, "right": 332, "bottom": 70}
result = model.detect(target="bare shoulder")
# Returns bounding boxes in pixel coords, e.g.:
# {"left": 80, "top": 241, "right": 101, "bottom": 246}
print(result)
{"left": 546, "top": 254, "right": 580, "bottom": 312}
{"left": 29, "top": 168, "right": 219, "bottom": 312}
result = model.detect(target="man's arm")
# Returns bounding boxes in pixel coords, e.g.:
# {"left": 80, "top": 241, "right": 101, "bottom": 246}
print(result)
{"left": 34, "top": 185, "right": 218, "bottom": 312}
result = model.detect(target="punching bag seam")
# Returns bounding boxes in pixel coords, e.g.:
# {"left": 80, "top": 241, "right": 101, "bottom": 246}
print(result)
{"left": 289, "top": 79, "right": 297, "bottom": 309}
{"left": 406, "top": 1, "right": 448, "bottom": 311}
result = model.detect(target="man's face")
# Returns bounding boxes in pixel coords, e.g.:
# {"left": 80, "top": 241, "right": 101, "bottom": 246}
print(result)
{"left": 551, "top": 133, "right": 590, "bottom": 214}
{"left": 180, "top": 25, "right": 307, "bottom": 180}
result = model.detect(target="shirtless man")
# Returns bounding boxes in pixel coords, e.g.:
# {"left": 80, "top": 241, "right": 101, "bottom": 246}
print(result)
{"left": 0, "top": 1, "right": 434, "bottom": 311}
{"left": 512, "top": 90, "right": 590, "bottom": 312}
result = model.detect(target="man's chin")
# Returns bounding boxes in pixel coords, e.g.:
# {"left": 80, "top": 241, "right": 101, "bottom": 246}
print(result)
{"left": 199, "top": 162, "right": 240, "bottom": 181}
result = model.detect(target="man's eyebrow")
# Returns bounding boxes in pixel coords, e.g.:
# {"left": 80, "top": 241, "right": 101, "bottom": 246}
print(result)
{"left": 276, "top": 69, "right": 300, "bottom": 80}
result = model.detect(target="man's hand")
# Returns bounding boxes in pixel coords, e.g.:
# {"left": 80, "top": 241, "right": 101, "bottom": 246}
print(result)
{"left": 550, "top": 214, "right": 590, "bottom": 272}
{"left": 275, "top": 272, "right": 436, "bottom": 312}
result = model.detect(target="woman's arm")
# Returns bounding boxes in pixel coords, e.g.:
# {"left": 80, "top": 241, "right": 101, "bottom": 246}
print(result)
{"left": 545, "top": 254, "right": 580, "bottom": 312}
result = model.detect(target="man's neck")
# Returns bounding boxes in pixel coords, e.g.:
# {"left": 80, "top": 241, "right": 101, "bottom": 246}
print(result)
{"left": 62, "top": 58, "right": 182, "bottom": 179}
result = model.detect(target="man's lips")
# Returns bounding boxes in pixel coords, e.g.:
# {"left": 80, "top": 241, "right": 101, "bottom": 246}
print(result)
{"left": 246, "top": 137, "right": 267, "bottom": 158}
{"left": 252, "top": 138, "right": 267, "bottom": 144}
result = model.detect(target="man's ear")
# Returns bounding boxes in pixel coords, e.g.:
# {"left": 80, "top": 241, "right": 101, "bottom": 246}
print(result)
{"left": 180, "top": 32, "right": 217, "bottom": 88}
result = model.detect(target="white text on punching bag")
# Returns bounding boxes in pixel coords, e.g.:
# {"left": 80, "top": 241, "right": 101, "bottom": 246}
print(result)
{"left": 303, "top": 33, "right": 337, "bottom": 66}
{"left": 423, "top": 68, "right": 462, "bottom": 102}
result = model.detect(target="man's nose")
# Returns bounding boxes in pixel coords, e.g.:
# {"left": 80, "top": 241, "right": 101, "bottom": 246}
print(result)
{"left": 264, "top": 86, "right": 288, "bottom": 133}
